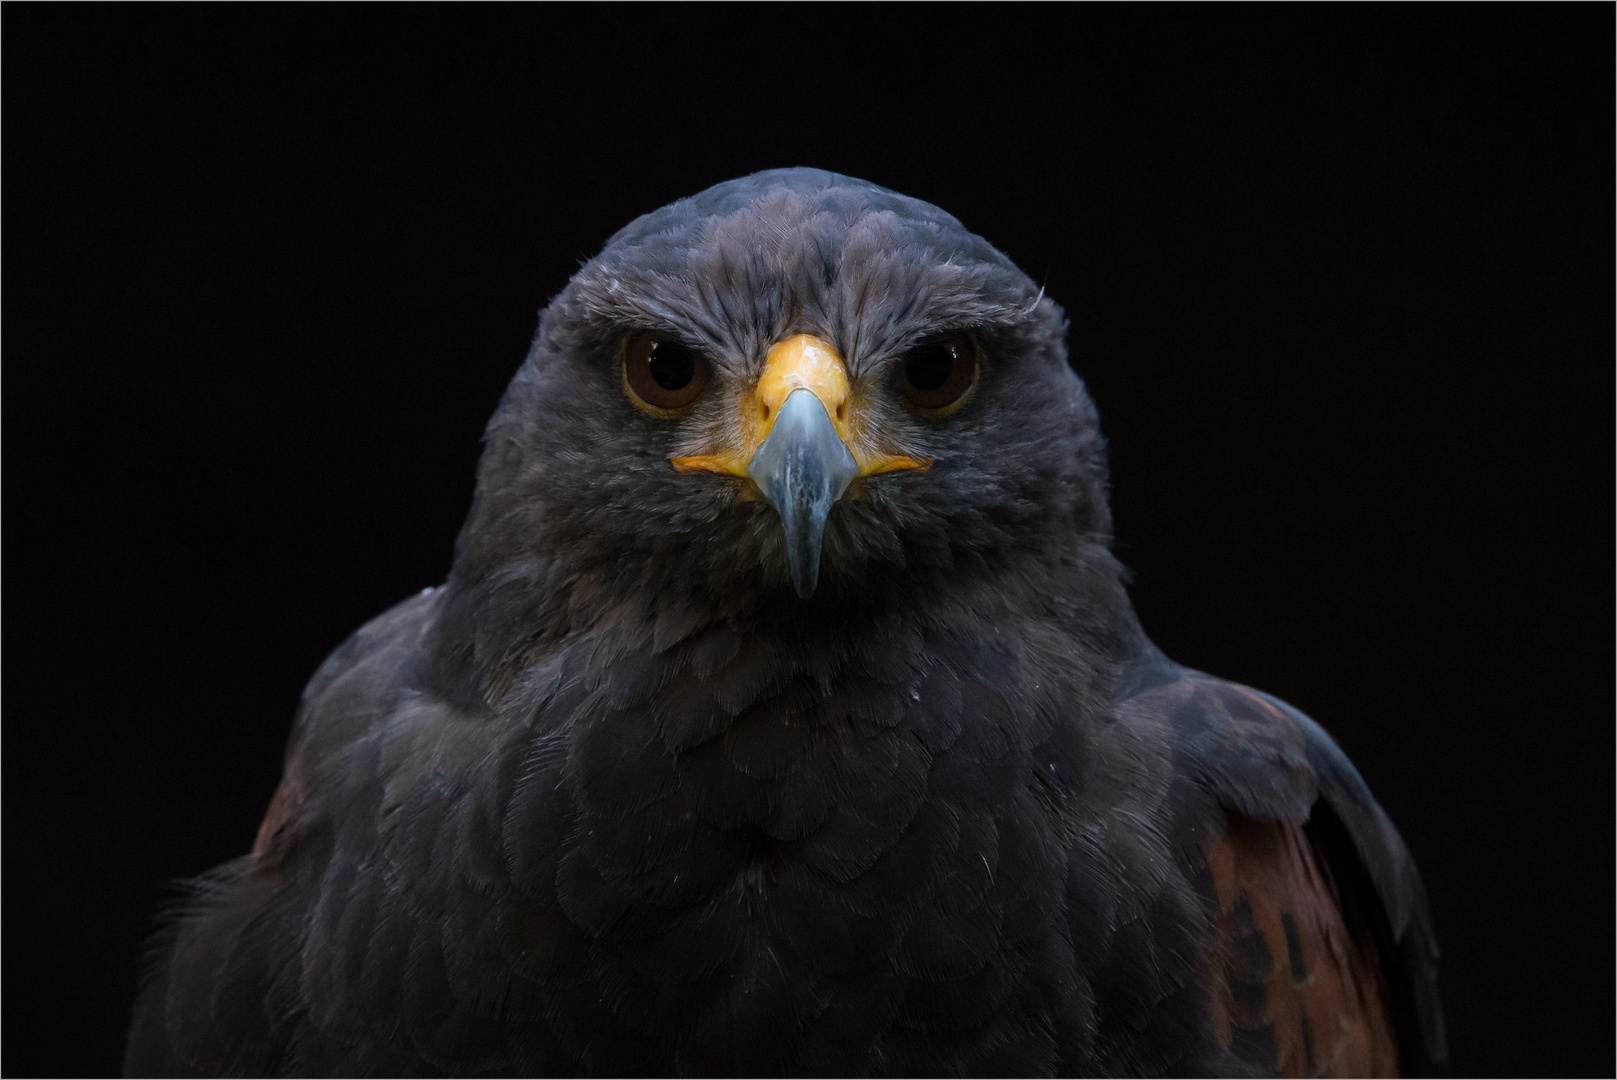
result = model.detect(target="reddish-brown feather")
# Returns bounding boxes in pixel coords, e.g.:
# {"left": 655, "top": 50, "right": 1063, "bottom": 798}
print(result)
{"left": 1206, "top": 812, "right": 1401, "bottom": 1077}
{"left": 251, "top": 781, "right": 293, "bottom": 854}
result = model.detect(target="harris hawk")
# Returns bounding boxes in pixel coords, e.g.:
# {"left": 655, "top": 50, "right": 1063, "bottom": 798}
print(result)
{"left": 127, "top": 169, "right": 1446, "bottom": 1077}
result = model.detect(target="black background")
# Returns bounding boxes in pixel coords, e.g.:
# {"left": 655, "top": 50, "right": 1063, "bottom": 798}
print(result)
{"left": 6, "top": 8, "right": 1612, "bottom": 1077}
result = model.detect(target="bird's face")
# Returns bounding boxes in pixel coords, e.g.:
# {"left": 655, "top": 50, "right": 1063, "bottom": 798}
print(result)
{"left": 643, "top": 327, "right": 969, "bottom": 597}
{"left": 456, "top": 171, "right": 1112, "bottom": 633}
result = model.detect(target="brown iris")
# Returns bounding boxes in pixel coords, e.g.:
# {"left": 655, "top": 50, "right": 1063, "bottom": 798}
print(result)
{"left": 623, "top": 332, "right": 711, "bottom": 414}
{"left": 895, "top": 332, "right": 979, "bottom": 412}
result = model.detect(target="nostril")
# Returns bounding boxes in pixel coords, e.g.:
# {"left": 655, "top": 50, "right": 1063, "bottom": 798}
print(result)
{"left": 761, "top": 403, "right": 771, "bottom": 422}
{"left": 836, "top": 403, "right": 846, "bottom": 422}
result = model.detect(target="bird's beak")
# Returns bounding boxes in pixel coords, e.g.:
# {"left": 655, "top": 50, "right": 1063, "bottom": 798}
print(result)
{"left": 745, "top": 388, "right": 858, "bottom": 598}
{"left": 672, "top": 334, "right": 929, "bottom": 597}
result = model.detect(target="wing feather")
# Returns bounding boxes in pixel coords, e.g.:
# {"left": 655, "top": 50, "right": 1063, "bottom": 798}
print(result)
{"left": 1114, "top": 648, "right": 1446, "bottom": 1076}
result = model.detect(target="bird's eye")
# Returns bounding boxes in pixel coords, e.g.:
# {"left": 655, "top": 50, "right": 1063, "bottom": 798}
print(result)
{"left": 623, "top": 332, "right": 711, "bottom": 414}
{"left": 895, "top": 332, "right": 979, "bottom": 413}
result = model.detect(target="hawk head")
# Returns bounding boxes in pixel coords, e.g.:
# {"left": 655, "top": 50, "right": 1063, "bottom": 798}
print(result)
{"left": 432, "top": 169, "right": 1117, "bottom": 689}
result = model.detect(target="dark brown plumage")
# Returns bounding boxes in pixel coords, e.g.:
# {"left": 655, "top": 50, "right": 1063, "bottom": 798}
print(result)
{"left": 127, "top": 169, "right": 1445, "bottom": 1076}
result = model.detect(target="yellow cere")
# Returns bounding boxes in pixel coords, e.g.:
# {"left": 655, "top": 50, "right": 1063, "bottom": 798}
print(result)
{"left": 672, "top": 334, "right": 931, "bottom": 479}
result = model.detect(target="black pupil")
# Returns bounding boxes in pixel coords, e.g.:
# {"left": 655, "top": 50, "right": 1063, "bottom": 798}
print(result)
{"left": 905, "top": 343, "right": 955, "bottom": 392}
{"left": 648, "top": 341, "right": 695, "bottom": 390}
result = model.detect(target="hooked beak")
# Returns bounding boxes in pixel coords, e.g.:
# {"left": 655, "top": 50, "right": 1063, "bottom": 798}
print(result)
{"left": 671, "top": 334, "right": 929, "bottom": 597}
{"left": 746, "top": 389, "right": 859, "bottom": 597}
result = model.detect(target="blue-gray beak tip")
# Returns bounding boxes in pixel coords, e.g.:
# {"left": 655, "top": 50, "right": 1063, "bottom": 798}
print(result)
{"left": 746, "top": 389, "right": 860, "bottom": 598}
